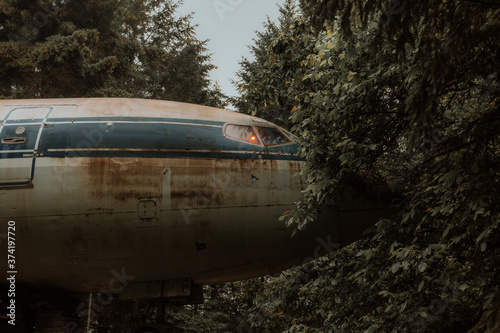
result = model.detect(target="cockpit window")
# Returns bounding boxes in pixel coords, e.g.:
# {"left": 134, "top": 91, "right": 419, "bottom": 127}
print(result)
{"left": 256, "top": 127, "right": 291, "bottom": 146}
{"left": 225, "top": 124, "right": 260, "bottom": 145}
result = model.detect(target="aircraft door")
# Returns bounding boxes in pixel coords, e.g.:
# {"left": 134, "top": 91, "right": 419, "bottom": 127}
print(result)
{"left": 0, "top": 107, "right": 52, "bottom": 186}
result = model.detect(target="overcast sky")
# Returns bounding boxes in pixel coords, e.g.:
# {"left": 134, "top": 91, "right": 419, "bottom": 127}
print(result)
{"left": 177, "top": 0, "right": 285, "bottom": 100}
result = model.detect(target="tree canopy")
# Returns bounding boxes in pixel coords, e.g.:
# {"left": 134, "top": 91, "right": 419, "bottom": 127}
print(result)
{"left": 232, "top": 0, "right": 499, "bottom": 331}
{"left": 90, "top": 0, "right": 500, "bottom": 330}
{"left": 0, "top": 0, "right": 226, "bottom": 107}
{"left": 1, "top": 0, "right": 498, "bottom": 331}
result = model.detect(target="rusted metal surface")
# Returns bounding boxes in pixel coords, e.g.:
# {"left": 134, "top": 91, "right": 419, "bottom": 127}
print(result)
{"left": 0, "top": 98, "right": 394, "bottom": 294}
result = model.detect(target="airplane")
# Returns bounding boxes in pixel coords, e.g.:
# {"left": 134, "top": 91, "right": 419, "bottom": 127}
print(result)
{"left": 0, "top": 98, "right": 396, "bottom": 332}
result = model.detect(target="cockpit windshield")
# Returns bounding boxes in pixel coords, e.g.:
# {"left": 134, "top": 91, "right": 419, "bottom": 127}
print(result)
{"left": 224, "top": 123, "right": 295, "bottom": 147}
{"left": 256, "top": 127, "right": 290, "bottom": 146}
{"left": 225, "top": 124, "right": 260, "bottom": 145}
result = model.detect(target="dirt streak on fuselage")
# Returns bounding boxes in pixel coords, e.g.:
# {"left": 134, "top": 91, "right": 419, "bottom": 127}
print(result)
{"left": 0, "top": 98, "right": 391, "bottom": 293}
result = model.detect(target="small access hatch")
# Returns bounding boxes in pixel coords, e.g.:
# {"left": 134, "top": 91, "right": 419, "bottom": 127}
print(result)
{"left": 138, "top": 199, "right": 157, "bottom": 220}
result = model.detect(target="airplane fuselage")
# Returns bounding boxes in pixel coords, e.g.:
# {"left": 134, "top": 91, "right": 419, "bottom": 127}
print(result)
{"left": 0, "top": 98, "right": 390, "bottom": 296}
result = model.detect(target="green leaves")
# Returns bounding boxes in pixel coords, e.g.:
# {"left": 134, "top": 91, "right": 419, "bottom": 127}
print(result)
{"left": 418, "top": 262, "right": 428, "bottom": 273}
{"left": 0, "top": 0, "right": 226, "bottom": 106}
{"left": 230, "top": 0, "right": 499, "bottom": 332}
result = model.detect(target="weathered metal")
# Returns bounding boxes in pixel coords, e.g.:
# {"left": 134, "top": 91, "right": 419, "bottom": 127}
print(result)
{"left": 0, "top": 98, "right": 394, "bottom": 297}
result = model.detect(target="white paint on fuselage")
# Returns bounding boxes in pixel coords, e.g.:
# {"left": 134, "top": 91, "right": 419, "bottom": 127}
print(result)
{"left": 0, "top": 98, "right": 392, "bottom": 294}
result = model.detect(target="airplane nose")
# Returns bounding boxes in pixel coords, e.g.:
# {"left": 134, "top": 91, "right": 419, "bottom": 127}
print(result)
{"left": 266, "top": 172, "right": 399, "bottom": 275}
{"left": 331, "top": 171, "right": 400, "bottom": 247}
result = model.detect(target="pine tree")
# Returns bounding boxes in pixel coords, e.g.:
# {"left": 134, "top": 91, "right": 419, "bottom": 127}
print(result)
{"left": 0, "top": 0, "right": 226, "bottom": 107}
{"left": 233, "top": 0, "right": 304, "bottom": 128}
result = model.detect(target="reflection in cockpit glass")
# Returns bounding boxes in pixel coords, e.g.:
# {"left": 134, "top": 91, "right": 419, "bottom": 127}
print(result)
{"left": 225, "top": 124, "right": 259, "bottom": 145}
{"left": 256, "top": 127, "right": 290, "bottom": 146}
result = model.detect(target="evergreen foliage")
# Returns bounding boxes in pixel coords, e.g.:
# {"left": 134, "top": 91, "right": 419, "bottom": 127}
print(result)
{"left": 0, "top": 0, "right": 226, "bottom": 107}
{"left": 233, "top": 0, "right": 304, "bottom": 128}
{"left": 233, "top": 0, "right": 499, "bottom": 331}
{"left": 2, "top": 0, "right": 498, "bottom": 331}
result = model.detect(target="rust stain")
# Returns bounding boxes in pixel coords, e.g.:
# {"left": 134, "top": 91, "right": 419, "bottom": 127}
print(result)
{"left": 87, "top": 157, "right": 163, "bottom": 202}
{"left": 82, "top": 156, "right": 304, "bottom": 212}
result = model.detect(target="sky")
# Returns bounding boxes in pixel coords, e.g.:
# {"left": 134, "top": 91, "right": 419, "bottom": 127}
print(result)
{"left": 177, "top": 0, "right": 286, "bottom": 99}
